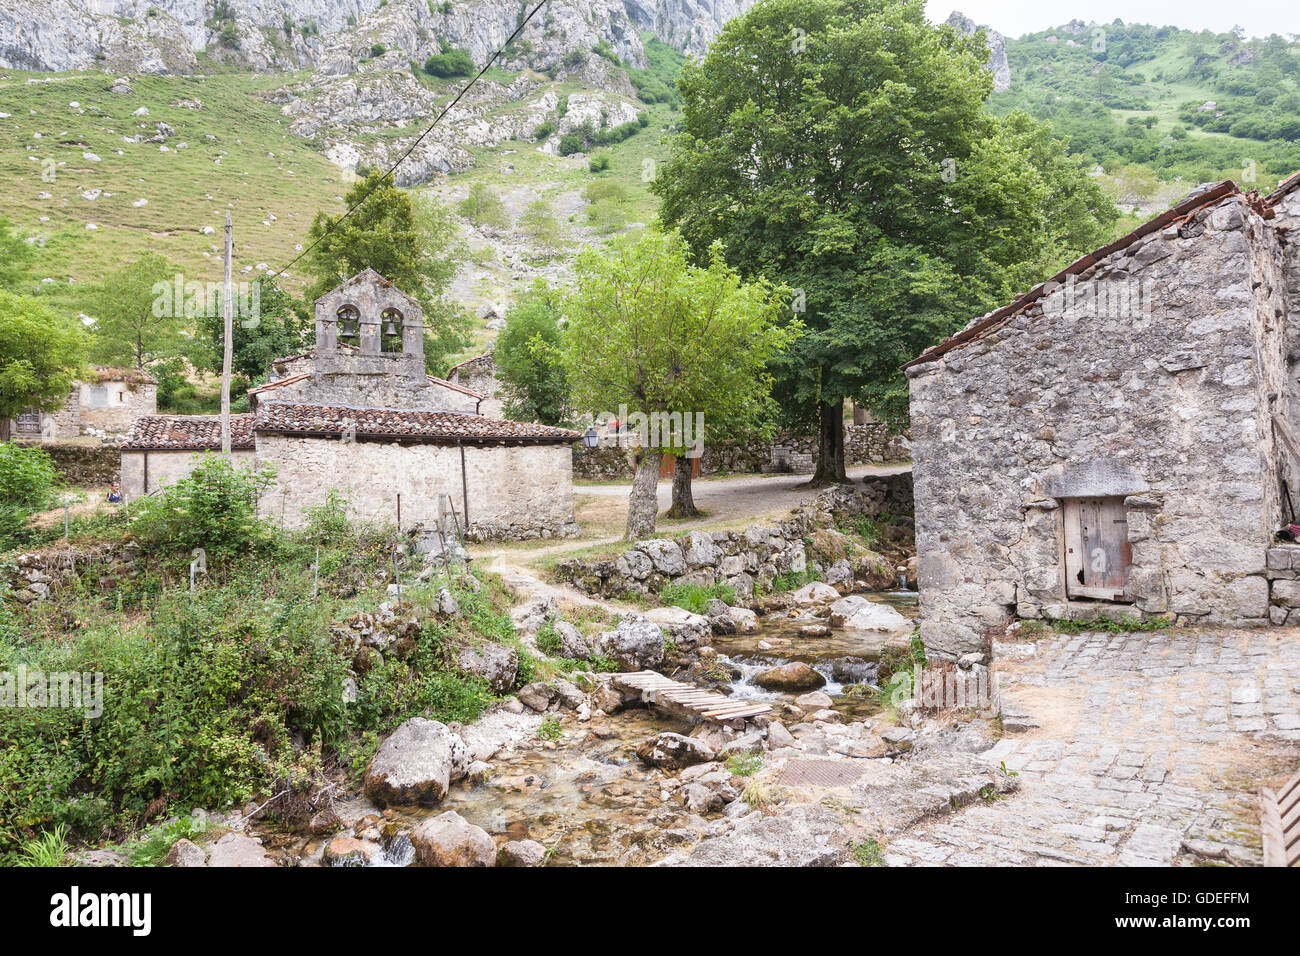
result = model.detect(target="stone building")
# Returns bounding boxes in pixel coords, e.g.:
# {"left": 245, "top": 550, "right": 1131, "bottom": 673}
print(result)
{"left": 9, "top": 366, "right": 156, "bottom": 440}
{"left": 906, "top": 173, "right": 1300, "bottom": 658}
{"left": 447, "top": 352, "right": 504, "bottom": 419}
{"left": 123, "top": 270, "right": 580, "bottom": 540}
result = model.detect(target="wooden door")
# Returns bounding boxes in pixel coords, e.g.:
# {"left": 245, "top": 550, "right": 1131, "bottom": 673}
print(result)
{"left": 1063, "top": 497, "right": 1133, "bottom": 601}
{"left": 14, "top": 409, "right": 41, "bottom": 435}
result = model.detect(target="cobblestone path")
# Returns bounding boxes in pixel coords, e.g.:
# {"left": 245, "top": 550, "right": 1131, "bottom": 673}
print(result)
{"left": 887, "top": 629, "right": 1300, "bottom": 866}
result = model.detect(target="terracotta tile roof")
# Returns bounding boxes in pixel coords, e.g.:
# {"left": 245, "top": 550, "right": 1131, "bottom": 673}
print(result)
{"left": 903, "top": 180, "right": 1245, "bottom": 370}
{"left": 1264, "top": 169, "right": 1300, "bottom": 208}
{"left": 121, "top": 415, "right": 255, "bottom": 451}
{"left": 254, "top": 402, "right": 579, "bottom": 444}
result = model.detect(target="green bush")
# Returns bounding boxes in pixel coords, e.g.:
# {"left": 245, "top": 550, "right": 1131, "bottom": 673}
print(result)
{"left": 424, "top": 48, "right": 475, "bottom": 78}
{"left": 456, "top": 182, "right": 508, "bottom": 228}
{"left": 129, "top": 454, "right": 276, "bottom": 563}
{"left": 0, "top": 442, "right": 57, "bottom": 509}
{"left": 659, "top": 581, "right": 736, "bottom": 614}
{"left": 588, "top": 154, "right": 610, "bottom": 172}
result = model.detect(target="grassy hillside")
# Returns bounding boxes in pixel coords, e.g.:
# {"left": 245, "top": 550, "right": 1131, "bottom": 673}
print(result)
{"left": 992, "top": 22, "right": 1300, "bottom": 213}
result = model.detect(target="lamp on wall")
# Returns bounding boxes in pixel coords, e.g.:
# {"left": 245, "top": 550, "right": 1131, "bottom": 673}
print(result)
{"left": 582, "top": 426, "right": 599, "bottom": 450}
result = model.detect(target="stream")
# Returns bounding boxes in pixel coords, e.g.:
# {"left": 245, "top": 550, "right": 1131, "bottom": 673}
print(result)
{"left": 282, "top": 590, "right": 920, "bottom": 867}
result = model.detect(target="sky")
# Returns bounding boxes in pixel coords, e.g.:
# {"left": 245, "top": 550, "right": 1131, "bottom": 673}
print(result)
{"left": 924, "top": 1, "right": 1300, "bottom": 41}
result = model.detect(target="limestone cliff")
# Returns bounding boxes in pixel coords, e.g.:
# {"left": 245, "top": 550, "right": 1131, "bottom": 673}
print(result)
{"left": 945, "top": 10, "right": 1011, "bottom": 92}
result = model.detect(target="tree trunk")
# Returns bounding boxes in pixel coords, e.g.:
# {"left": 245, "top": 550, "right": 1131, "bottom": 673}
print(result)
{"left": 809, "top": 399, "right": 848, "bottom": 487}
{"left": 0, "top": 416, "right": 10, "bottom": 442}
{"left": 625, "top": 449, "right": 663, "bottom": 540}
{"left": 665, "top": 455, "right": 700, "bottom": 518}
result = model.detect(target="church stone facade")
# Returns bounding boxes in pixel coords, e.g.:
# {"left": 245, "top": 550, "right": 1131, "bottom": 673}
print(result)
{"left": 907, "top": 174, "right": 1300, "bottom": 659}
{"left": 123, "top": 270, "right": 580, "bottom": 541}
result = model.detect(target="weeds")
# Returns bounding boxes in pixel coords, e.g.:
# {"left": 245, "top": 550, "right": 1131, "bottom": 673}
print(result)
{"left": 851, "top": 836, "right": 887, "bottom": 867}
{"left": 538, "top": 715, "right": 562, "bottom": 742}
{"left": 14, "top": 825, "right": 68, "bottom": 867}
{"left": 725, "top": 753, "right": 763, "bottom": 777}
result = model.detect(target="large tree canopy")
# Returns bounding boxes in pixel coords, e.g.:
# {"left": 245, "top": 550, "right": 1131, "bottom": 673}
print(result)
{"left": 85, "top": 252, "right": 184, "bottom": 370}
{"left": 654, "top": 0, "right": 1116, "bottom": 481}
{"left": 304, "top": 170, "right": 471, "bottom": 374}
{"left": 560, "top": 228, "right": 794, "bottom": 537}
{"left": 0, "top": 291, "right": 87, "bottom": 441}
{"left": 494, "top": 280, "right": 570, "bottom": 426}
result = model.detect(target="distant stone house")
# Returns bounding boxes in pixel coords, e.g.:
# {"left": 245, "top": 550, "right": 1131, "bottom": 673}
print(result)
{"left": 9, "top": 366, "right": 156, "bottom": 440}
{"left": 906, "top": 173, "right": 1300, "bottom": 659}
{"left": 447, "top": 352, "right": 504, "bottom": 419}
{"left": 122, "top": 270, "right": 580, "bottom": 540}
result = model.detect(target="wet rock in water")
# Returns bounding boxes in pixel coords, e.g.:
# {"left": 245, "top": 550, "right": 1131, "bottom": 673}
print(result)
{"left": 364, "top": 718, "right": 470, "bottom": 807}
{"left": 456, "top": 643, "right": 518, "bottom": 693}
{"left": 206, "top": 833, "right": 276, "bottom": 868}
{"left": 554, "top": 621, "right": 591, "bottom": 659}
{"left": 323, "top": 835, "right": 378, "bottom": 867}
{"left": 824, "top": 559, "right": 854, "bottom": 591}
{"left": 767, "top": 721, "right": 797, "bottom": 749}
{"left": 753, "top": 661, "right": 826, "bottom": 691}
{"left": 498, "top": 839, "right": 547, "bottom": 867}
{"left": 704, "top": 598, "right": 732, "bottom": 619}
{"left": 636, "top": 731, "right": 716, "bottom": 769}
{"left": 799, "top": 623, "right": 831, "bottom": 638}
{"left": 808, "top": 708, "right": 843, "bottom": 724}
{"left": 595, "top": 613, "right": 665, "bottom": 670}
{"left": 590, "top": 682, "right": 625, "bottom": 714}
{"left": 309, "top": 810, "right": 343, "bottom": 836}
{"left": 164, "top": 838, "right": 207, "bottom": 867}
{"left": 518, "top": 681, "right": 558, "bottom": 712}
{"left": 645, "top": 606, "right": 712, "bottom": 648}
{"left": 827, "top": 656, "right": 878, "bottom": 684}
{"left": 658, "top": 804, "right": 848, "bottom": 866}
{"left": 729, "top": 607, "right": 759, "bottom": 633}
{"left": 411, "top": 811, "right": 496, "bottom": 867}
{"left": 791, "top": 581, "right": 841, "bottom": 605}
{"left": 829, "top": 595, "right": 909, "bottom": 631}
{"left": 794, "top": 690, "right": 834, "bottom": 713}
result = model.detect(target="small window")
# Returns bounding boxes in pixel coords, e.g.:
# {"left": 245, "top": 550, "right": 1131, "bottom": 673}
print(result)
{"left": 87, "top": 385, "right": 109, "bottom": 407}
{"left": 1062, "top": 497, "right": 1133, "bottom": 601}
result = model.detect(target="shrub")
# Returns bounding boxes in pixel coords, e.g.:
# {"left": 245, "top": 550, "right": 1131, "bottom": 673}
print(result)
{"left": 0, "top": 443, "right": 57, "bottom": 509}
{"left": 370, "top": 43, "right": 387, "bottom": 58}
{"left": 588, "top": 154, "right": 610, "bottom": 172}
{"left": 456, "top": 182, "right": 508, "bottom": 228}
{"left": 424, "top": 48, "right": 475, "bottom": 78}
{"left": 535, "top": 620, "right": 562, "bottom": 655}
{"left": 533, "top": 120, "right": 555, "bottom": 140}
{"left": 129, "top": 454, "right": 276, "bottom": 563}
{"left": 659, "top": 581, "right": 736, "bottom": 614}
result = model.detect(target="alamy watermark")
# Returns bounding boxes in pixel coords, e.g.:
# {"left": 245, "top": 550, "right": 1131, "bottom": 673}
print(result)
{"left": 151, "top": 273, "right": 261, "bottom": 327}
{"left": 601, "top": 405, "right": 706, "bottom": 458}
{"left": 883, "top": 662, "right": 998, "bottom": 714}
{"left": 1041, "top": 274, "right": 1155, "bottom": 320}
{"left": 1, "top": 665, "right": 104, "bottom": 718}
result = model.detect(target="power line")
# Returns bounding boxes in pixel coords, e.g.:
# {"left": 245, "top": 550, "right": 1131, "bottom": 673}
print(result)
{"left": 271, "top": 0, "right": 552, "bottom": 282}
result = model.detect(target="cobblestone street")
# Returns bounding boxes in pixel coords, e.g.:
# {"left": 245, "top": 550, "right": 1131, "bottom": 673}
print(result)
{"left": 887, "top": 628, "right": 1300, "bottom": 866}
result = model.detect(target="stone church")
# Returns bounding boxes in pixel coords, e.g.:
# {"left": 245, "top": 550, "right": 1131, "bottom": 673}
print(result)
{"left": 122, "top": 270, "right": 580, "bottom": 541}
{"left": 907, "top": 173, "right": 1300, "bottom": 659}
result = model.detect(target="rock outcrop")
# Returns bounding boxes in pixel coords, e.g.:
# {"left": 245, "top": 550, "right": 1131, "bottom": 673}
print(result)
{"left": 946, "top": 11, "right": 1011, "bottom": 92}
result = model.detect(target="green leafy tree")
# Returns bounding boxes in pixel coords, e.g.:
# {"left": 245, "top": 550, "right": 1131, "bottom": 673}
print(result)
{"left": 560, "top": 228, "right": 795, "bottom": 536}
{"left": 193, "top": 277, "right": 310, "bottom": 385}
{"left": 518, "top": 199, "right": 563, "bottom": 256}
{"left": 654, "top": 0, "right": 1116, "bottom": 483}
{"left": 456, "top": 182, "right": 509, "bottom": 229}
{"left": 85, "top": 253, "right": 184, "bottom": 369}
{"left": 304, "top": 170, "right": 471, "bottom": 374}
{"left": 494, "top": 280, "right": 569, "bottom": 425}
{"left": 0, "top": 291, "right": 87, "bottom": 442}
{"left": 0, "top": 218, "right": 35, "bottom": 292}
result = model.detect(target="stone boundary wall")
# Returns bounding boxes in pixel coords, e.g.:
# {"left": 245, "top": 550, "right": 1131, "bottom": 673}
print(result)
{"left": 555, "top": 474, "right": 913, "bottom": 604}
{"left": 572, "top": 423, "right": 911, "bottom": 481}
{"left": 5, "top": 542, "right": 143, "bottom": 606}
{"left": 1266, "top": 542, "right": 1300, "bottom": 624}
{"left": 41, "top": 442, "right": 122, "bottom": 486}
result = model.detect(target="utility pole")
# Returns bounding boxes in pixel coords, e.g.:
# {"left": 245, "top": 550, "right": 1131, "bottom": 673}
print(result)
{"left": 221, "top": 211, "right": 233, "bottom": 455}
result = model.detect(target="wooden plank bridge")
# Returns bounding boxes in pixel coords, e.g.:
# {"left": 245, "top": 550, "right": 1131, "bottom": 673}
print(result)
{"left": 611, "top": 670, "right": 772, "bottom": 724}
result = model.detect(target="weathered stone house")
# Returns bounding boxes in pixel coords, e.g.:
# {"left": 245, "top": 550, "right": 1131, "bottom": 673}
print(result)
{"left": 123, "top": 270, "right": 580, "bottom": 540}
{"left": 9, "top": 366, "right": 156, "bottom": 440}
{"left": 906, "top": 174, "right": 1300, "bottom": 658}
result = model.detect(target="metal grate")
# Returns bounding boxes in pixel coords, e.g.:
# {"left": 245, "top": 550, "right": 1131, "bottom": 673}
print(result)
{"left": 779, "top": 758, "right": 866, "bottom": 789}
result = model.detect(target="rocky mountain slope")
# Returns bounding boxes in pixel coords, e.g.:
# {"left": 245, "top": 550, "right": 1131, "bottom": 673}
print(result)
{"left": 0, "top": 0, "right": 754, "bottom": 73}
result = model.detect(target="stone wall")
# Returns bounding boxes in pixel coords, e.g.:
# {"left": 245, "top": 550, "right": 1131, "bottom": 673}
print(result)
{"left": 121, "top": 448, "right": 258, "bottom": 499}
{"left": 571, "top": 423, "right": 910, "bottom": 480}
{"left": 907, "top": 193, "right": 1285, "bottom": 659}
{"left": 77, "top": 380, "right": 157, "bottom": 435}
{"left": 6, "top": 542, "right": 143, "bottom": 606}
{"left": 43, "top": 443, "right": 122, "bottom": 486}
{"left": 255, "top": 435, "right": 578, "bottom": 540}
{"left": 555, "top": 474, "right": 913, "bottom": 603}
{"left": 448, "top": 353, "right": 504, "bottom": 419}
{"left": 257, "top": 372, "right": 480, "bottom": 414}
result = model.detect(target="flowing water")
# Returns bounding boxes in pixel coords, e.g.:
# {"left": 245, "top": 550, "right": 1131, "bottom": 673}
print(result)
{"left": 293, "top": 590, "right": 920, "bottom": 867}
